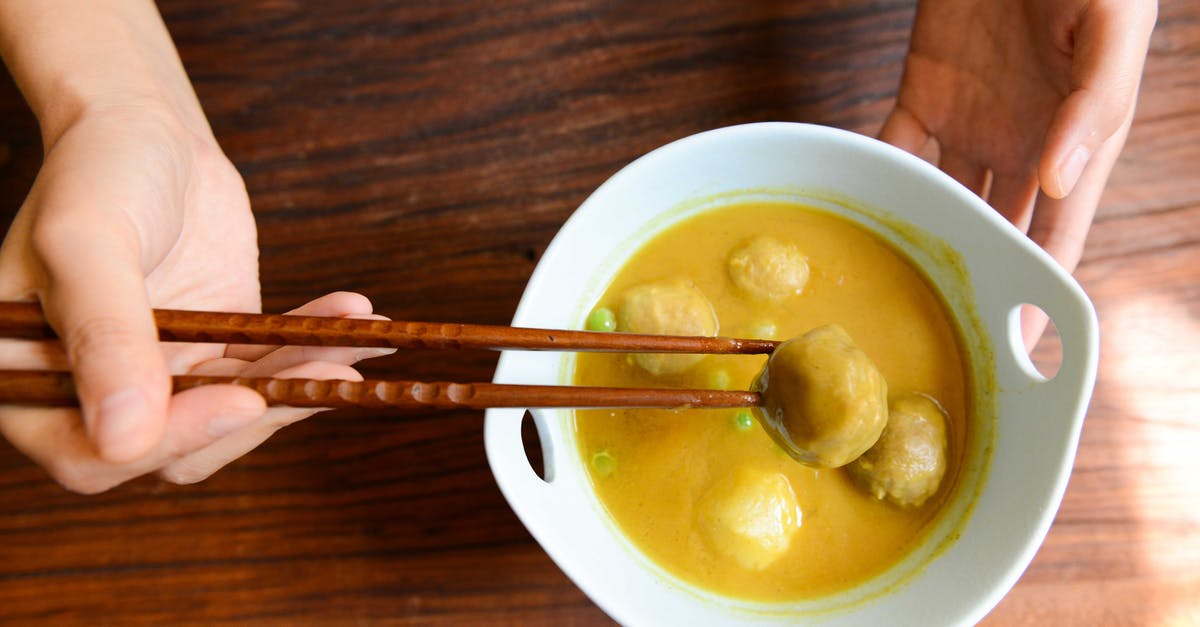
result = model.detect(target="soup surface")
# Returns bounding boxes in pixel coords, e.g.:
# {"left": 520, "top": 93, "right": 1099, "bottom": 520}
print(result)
{"left": 572, "top": 201, "right": 970, "bottom": 601}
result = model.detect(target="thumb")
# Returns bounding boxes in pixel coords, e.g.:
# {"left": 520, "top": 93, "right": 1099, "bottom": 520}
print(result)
{"left": 35, "top": 215, "right": 170, "bottom": 463}
{"left": 1039, "top": 2, "right": 1156, "bottom": 199}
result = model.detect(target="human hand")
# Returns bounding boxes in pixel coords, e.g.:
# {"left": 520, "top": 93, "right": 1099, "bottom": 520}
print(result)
{"left": 0, "top": 105, "right": 390, "bottom": 493}
{"left": 879, "top": 0, "right": 1157, "bottom": 346}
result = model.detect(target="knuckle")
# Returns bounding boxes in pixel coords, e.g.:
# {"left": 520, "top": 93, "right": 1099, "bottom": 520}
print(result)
{"left": 192, "top": 141, "right": 250, "bottom": 202}
{"left": 61, "top": 316, "right": 145, "bottom": 368}
{"left": 30, "top": 210, "right": 133, "bottom": 269}
{"left": 29, "top": 211, "right": 82, "bottom": 262}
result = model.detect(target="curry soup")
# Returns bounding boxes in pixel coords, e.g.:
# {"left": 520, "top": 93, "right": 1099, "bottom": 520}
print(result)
{"left": 572, "top": 201, "right": 970, "bottom": 601}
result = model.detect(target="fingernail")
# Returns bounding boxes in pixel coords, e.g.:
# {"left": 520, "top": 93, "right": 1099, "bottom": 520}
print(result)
{"left": 92, "top": 387, "right": 153, "bottom": 462}
{"left": 207, "top": 407, "right": 262, "bottom": 438}
{"left": 1057, "top": 146, "right": 1091, "bottom": 197}
{"left": 357, "top": 347, "right": 397, "bottom": 360}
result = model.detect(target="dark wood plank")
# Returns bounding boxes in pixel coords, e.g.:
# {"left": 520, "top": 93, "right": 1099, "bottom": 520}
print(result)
{"left": 0, "top": 0, "right": 1196, "bottom": 624}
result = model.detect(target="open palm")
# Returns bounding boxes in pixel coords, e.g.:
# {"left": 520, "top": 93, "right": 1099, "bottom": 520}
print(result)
{"left": 881, "top": 0, "right": 1156, "bottom": 273}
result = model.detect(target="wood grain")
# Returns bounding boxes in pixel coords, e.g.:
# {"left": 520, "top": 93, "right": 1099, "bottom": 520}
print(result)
{"left": 0, "top": 0, "right": 1196, "bottom": 625}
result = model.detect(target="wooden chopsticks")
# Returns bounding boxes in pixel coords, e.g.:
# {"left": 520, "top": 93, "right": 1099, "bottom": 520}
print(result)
{"left": 0, "top": 302, "right": 778, "bottom": 354}
{"left": 0, "top": 302, "right": 771, "bottom": 410}
{"left": 0, "top": 371, "right": 761, "bottom": 410}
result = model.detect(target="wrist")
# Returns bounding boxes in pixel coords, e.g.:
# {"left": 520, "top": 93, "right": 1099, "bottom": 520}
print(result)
{"left": 0, "top": 0, "right": 212, "bottom": 150}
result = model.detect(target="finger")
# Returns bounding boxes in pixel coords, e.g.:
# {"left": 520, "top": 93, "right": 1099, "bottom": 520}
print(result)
{"left": 1029, "top": 115, "right": 1130, "bottom": 275}
{"left": 157, "top": 384, "right": 267, "bottom": 459}
{"left": 0, "top": 406, "right": 113, "bottom": 493}
{"left": 234, "top": 342, "right": 393, "bottom": 378}
{"left": 223, "top": 291, "right": 379, "bottom": 362}
{"left": 1038, "top": 2, "right": 1156, "bottom": 198}
{"left": 187, "top": 357, "right": 252, "bottom": 376}
{"left": 0, "top": 383, "right": 265, "bottom": 493}
{"left": 1020, "top": 304, "right": 1051, "bottom": 354}
{"left": 157, "top": 361, "right": 362, "bottom": 485}
{"left": 0, "top": 339, "right": 68, "bottom": 371}
{"left": 878, "top": 105, "right": 933, "bottom": 157}
{"left": 1020, "top": 113, "right": 1130, "bottom": 351}
{"left": 32, "top": 212, "right": 171, "bottom": 464}
{"left": 0, "top": 214, "right": 80, "bottom": 476}
{"left": 0, "top": 201, "right": 41, "bottom": 299}
{"left": 937, "top": 150, "right": 989, "bottom": 196}
{"left": 987, "top": 172, "right": 1041, "bottom": 233}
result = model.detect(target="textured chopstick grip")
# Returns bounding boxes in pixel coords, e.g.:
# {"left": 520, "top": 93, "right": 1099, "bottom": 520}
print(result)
{"left": 0, "top": 371, "right": 762, "bottom": 410}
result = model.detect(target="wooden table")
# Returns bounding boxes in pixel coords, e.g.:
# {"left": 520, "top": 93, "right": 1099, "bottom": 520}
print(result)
{"left": 0, "top": 1, "right": 1196, "bottom": 624}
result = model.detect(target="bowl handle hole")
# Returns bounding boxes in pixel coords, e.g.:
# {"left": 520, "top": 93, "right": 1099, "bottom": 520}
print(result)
{"left": 520, "top": 410, "right": 549, "bottom": 483}
{"left": 1009, "top": 303, "right": 1063, "bottom": 381}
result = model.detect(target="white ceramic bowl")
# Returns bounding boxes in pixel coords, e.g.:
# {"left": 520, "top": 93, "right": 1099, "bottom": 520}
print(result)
{"left": 484, "top": 122, "right": 1098, "bottom": 625}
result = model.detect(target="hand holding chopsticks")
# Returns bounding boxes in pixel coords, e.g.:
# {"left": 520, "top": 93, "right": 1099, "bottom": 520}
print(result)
{"left": 0, "top": 292, "right": 777, "bottom": 494}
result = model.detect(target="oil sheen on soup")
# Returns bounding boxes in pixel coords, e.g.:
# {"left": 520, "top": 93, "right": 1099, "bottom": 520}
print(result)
{"left": 573, "top": 201, "right": 970, "bottom": 601}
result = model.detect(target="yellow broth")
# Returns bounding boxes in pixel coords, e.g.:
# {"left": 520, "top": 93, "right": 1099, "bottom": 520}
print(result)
{"left": 572, "top": 201, "right": 970, "bottom": 601}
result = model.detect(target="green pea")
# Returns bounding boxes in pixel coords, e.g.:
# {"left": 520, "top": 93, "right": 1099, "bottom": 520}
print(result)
{"left": 587, "top": 307, "right": 617, "bottom": 332}
{"left": 735, "top": 410, "right": 754, "bottom": 431}
{"left": 591, "top": 450, "right": 616, "bottom": 477}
